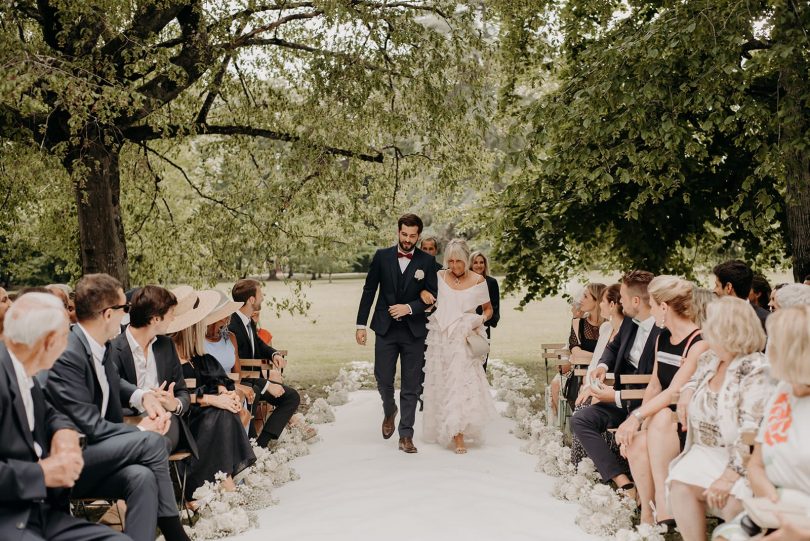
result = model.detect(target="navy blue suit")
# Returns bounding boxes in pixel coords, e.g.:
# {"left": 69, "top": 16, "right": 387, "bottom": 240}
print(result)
{"left": 356, "top": 246, "right": 438, "bottom": 438}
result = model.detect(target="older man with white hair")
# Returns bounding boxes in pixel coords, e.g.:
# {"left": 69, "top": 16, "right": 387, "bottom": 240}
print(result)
{"left": 0, "top": 292, "right": 129, "bottom": 541}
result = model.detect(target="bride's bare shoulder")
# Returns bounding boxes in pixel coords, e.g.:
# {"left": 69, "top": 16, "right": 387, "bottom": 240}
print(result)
{"left": 471, "top": 271, "right": 485, "bottom": 284}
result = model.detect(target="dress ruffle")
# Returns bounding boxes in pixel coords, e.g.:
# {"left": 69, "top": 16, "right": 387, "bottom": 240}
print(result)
{"left": 422, "top": 277, "right": 497, "bottom": 448}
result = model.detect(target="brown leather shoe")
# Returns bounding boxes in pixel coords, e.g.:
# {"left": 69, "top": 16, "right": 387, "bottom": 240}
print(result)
{"left": 382, "top": 407, "right": 397, "bottom": 439}
{"left": 398, "top": 437, "right": 418, "bottom": 453}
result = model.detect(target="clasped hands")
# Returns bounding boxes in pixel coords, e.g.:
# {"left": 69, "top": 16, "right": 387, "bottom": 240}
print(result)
{"left": 40, "top": 429, "right": 84, "bottom": 488}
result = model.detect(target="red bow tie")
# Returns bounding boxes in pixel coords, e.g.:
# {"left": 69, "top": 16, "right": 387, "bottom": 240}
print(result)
{"left": 398, "top": 251, "right": 413, "bottom": 260}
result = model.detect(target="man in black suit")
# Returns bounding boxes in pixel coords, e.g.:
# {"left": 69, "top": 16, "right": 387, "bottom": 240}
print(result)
{"left": 45, "top": 274, "right": 191, "bottom": 541}
{"left": 571, "top": 270, "right": 660, "bottom": 489}
{"left": 228, "top": 279, "right": 301, "bottom": 447}
{"left": 109, "top": 285, "right": 197, "bottom": 456}
{"left": 1, "top": 292, "right": 128, "bottom": 541}
{"left": 713, "top": 259, "right": 769, "bottom": 330}
{"left": 355, "top": 214, "right": 439, "bottom": 453}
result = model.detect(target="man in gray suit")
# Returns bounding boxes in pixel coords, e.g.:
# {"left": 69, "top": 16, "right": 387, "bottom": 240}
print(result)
{"left": 1, "top": 292, "right": 128, "bottom": 541}
{"left": 45, "top": 274, "right": 191, "bottom": 541}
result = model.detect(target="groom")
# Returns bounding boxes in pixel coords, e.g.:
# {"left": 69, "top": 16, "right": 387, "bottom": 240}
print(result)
{"left": 356, "top": 214, "right": 438, "bottom": 453}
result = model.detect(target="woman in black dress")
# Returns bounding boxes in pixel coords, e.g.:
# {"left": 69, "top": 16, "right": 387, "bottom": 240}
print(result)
{"left": 614, "top": 276, "right": 709, "bottom": 526}
{"left": 470, "top": 251, "right": 500, "bottom": 372}
{"left": 170, "top": 289, "right": 256, "bottom": 501}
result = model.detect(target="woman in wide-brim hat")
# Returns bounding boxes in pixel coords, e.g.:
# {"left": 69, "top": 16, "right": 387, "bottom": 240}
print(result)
{"left": 170, "top": 290, "right": 256, "bottom": 501}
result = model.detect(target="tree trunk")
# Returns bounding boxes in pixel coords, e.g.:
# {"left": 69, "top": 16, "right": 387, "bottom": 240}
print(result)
{"left": 784, "top": 153, "right": 810, "bottom": 283}
{"left": 69, "top": 136, "right": 130, "bottom": 288}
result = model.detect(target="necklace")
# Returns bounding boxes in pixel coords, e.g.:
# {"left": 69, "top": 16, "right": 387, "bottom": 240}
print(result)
{"left": 452, "top": 271, "right": 466, "bottom": 285}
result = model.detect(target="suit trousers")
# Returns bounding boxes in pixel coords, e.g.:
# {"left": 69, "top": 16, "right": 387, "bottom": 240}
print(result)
{"left": 374, "top": 321, "right": 424, "bottom": 439}
{"left": 72, "top": 431, "right": 177, "bottom": 541}
{"left": 24, "top": 503, "right": 130, "bottom": 541}
{"left": 22, "top": 503, "right": 130, "bottom": 541}
{"left": 253, "top": 382, "right": 301, "bottom": 447}
{"left": 570, "top": 401, "right": 630, "bottom": 482}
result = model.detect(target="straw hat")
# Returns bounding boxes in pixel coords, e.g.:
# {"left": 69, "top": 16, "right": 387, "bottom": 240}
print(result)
{"left": 203, "top": 291, "right": 244, "bottom": 326}
{"left": 170, "top": 285, "right": 196, "bottom": 318}
{"left": 166, "top": 289, "right": 220, "bottom": 334}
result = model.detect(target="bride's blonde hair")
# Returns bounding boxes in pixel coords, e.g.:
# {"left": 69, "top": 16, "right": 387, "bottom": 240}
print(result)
{"left": 443, "top": 239, "right": 471, "bottom": 268}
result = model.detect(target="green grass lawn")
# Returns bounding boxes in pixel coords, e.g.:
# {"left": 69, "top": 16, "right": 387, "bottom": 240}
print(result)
{"left": 242, "top": 276, "right": 571, "bottom": 397}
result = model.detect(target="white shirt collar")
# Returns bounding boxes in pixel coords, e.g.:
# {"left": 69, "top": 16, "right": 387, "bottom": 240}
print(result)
{"left": 8, "top": 349, "right": 32, "bottom": 390}
{"left": 125, "top": 326, "right": 155, "bottom": 355}
{"left": 76, "top": 323, "right": 107, "bottom": 361}
{"left": 634, "top": 315, "right": 656, "bottom": 332}
{"left": 235, "top": 310, "right": 251, "bottom": 328}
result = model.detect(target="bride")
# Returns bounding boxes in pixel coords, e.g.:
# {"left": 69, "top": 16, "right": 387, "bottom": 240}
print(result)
{"left": 422, "top": 239, "right": 498, "bottom": 454}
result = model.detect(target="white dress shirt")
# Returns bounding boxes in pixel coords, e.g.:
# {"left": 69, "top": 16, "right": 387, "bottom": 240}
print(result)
{"left": 9, "top": 350, "right": 43, "bottom": 457}
{"left": 235, "top": 310, "right": 255, "bottom": 358}
{"left": 76, "top": 324, "right": 145, "bottom": 414}
{"left": 398, "top": 248, "right": 414, "bottom": 273}
{"left": 596, "top": 315, "right": 656, "bottom": 407}
{"left": 125, "top": 328, "right": 163, "bottom": 413}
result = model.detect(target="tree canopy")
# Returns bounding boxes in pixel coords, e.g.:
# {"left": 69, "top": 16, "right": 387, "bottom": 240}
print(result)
{"left": 1, "top": 0, "right": 495, "bottom": 287}
{"left": 489, "top": 0, "right": 810, "bottom": 302}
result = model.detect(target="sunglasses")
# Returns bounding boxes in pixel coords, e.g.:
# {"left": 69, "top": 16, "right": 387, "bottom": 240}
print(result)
{"left": 100, "top": 303, "right": 131, "bottom": 314}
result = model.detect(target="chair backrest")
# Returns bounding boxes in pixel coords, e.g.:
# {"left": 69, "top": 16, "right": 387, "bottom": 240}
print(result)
{"left": 240, "top": 358, "right": 269, "bottom": 368}
{"left": 227, "top": 373, "right": 240, "bottom": 382}
{"left": 540, "top": 343, "right": 568, "bottom": 365}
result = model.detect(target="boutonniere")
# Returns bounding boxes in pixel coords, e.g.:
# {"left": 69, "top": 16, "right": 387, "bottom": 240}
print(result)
{"left": 414, "top": 269, "right": 425, "bottom": 281}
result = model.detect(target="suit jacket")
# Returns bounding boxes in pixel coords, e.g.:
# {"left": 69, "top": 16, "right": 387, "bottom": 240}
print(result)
{"left": 476, "top": 275, "right": 500, "bottom": 338}
{"left": 0, "top": 344, "right": 76, "bottom": 539}
{"left": 44, "top": 325, "right": 138, "bottom": 444}
{"left": 228, "top": 316, "right": 280, "bottom": 362}
{"left": 597, "top": 317, "right": 661, "bottom": 410}
{"left": 356, "top": 246, "right": 439, "bottom": 338}
{"left": 109, "top": 332, "right": 198, "bottom": 457}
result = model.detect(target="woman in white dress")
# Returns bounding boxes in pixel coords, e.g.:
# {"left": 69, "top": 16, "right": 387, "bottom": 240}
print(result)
{"left": 422, "top": 239, "right": 497, "bottom": 454}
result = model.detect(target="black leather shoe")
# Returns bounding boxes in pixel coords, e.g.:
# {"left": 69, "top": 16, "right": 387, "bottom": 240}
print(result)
{"left": 382, "top": 407, "right": 397, "bottom": 439}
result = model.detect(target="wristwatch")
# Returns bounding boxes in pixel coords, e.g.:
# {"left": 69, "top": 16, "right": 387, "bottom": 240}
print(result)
{"left": 632, "top": 410, "right": 645, "bottom": 426}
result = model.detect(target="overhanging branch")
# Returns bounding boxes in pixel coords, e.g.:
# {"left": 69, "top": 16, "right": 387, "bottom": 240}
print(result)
{"left": 122, "top": 123, "right": 384, "bottom": 163}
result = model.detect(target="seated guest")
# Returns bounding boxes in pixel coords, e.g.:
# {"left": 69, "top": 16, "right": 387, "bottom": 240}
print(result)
{"left": 170, "top": 290, "right": 256, "bottom": 499}
{"left": 668, "top": 297, "right": 776, "bottom": 541}
{"left": 774, "top": 283, "right": 810, "bottom": 309}
{"left": 109, "top": 285, "right": 197, "bottom": 456}
{"left": 470, "top": 251, "right": 501, "bottom": 372}
{"left": 713, "top": 304, "right": 810, "bottom": 540}
{"left": 45, "top": 285, "right": 76, "bottom": 324}
{"left": 691, "top": 287, "right": 715, "bottom": 327}
{"left": 615, "top": 276, "right": 709, "bottom": 527}
{"left": 572, "top": 284, "right": 624, "bottom": 466}
{"left": 228, "top": 279, "right": 301, "bottom": 447}
{"left": 713, "top": 259, "right": 768, "bottom": 328}
{"left": 550, "top": 290, "right": 586, "bottom": 418}
{"left": 572, "top": 270, "right": 661, "bottom": 493}
{"left": 748, "top": 275, "right": 771, "bottom": 313}
{"left": 1, "top": 293, "right": 128, "bottom": 541}
{"left": 769, "top": 283, "right": 788, "bottom": 312}
{"left": 45, "top": 273, "right": 191, "bottom": 541}
{"left": 204, "top": 292, "right": 256, "bottom": 406}
{"left": 560, "top": 283, "right": 608, "bottom": 452}
{"left": 0, "top": 286, "right": 11, "bottom": 340}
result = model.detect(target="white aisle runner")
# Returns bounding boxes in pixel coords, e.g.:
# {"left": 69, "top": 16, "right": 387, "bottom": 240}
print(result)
{"left": 228, "top": 390, "right": 598, "bottom": 541}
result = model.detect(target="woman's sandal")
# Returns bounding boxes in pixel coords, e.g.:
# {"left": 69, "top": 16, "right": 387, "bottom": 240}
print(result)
{"left": 454, "top": 446, "right": 468, "bottom": 454}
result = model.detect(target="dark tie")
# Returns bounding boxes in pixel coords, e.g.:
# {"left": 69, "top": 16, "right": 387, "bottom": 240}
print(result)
{"left": 398, "top": 252, "right": 413, "bottom": 260}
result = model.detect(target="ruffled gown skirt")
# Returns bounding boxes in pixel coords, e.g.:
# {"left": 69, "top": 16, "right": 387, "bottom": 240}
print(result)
{"left": 422, "top": 312, "right": 497, "bottom": 447}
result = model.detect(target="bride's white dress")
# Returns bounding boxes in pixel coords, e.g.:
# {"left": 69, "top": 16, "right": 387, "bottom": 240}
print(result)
{"left": 422, "top": 274, "right": 498, "bottom": 447}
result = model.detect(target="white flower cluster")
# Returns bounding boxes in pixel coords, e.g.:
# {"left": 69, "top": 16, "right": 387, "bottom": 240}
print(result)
{"left": 614, "top": 523, "right": 667, "bottom": 541}
{"left": 305, "top": 397, "right": 336, "bottom": 424}
{"left": 488, "top": 359, "right": 639, "bottom": 540}
{"left": 188, "top": 473, "right": 258, "bottom": 539}
{"left": 325, "top": 362, "right": 375, "bottom": 405}
{"left": 575, "top": 484, "right": 636, "bottom": 536}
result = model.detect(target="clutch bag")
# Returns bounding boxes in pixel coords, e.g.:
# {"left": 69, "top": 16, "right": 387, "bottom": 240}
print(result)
{"left": 466, "top": 333, "right": 490, "bottom": 358}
